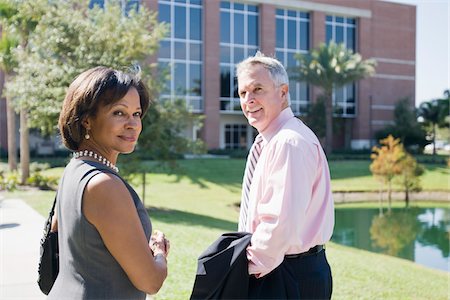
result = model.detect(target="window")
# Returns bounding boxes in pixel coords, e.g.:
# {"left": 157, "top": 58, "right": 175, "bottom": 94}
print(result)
{"left": 275, "top": 9, "right": 310, "bottom": 115}
{"left": 326, "top": 15, "right": 357, "bottom": 117}
{"left": 224, "top": 124, "right": 247, "bottom": 149}
{"left": 158, "top": 0, "right": 203, "bottom": 112}
{"left": 88, "top": 0, "right": 140, "bottom": 15}
{"left": 220, "top": 1, "right": 259, "bottom": 113}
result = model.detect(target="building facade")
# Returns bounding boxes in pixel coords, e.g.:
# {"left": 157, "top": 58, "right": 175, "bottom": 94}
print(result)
{"left": 0, "top": 0, "right": 416, "bottom": 154}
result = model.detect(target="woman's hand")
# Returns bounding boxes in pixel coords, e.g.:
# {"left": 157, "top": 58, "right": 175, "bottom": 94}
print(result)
{"left": 150, "top": 230, "right": 170, "bottom": 258}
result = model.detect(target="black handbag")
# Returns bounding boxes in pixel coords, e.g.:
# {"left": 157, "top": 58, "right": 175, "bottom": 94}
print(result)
{"left": 37, "top": 195, "right": 59, "bottom": 295}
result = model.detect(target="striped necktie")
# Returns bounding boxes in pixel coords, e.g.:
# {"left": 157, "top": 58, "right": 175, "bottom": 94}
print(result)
{"left": 239, "top": 135, "right": 264, "bottom": 232}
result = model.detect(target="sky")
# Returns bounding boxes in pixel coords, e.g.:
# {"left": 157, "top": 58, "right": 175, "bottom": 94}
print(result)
{"left": 383, "top": 0, "right": 449, "bottom": 106}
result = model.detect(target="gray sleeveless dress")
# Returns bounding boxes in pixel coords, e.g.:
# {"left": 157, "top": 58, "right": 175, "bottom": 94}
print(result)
{"left": 48, "top": 159, "right": 152, "bottom": 300}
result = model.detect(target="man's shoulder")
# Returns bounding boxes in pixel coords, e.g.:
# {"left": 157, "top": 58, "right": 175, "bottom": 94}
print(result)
{"left": 273, "top": 118, "right": 318, "bottom": 145}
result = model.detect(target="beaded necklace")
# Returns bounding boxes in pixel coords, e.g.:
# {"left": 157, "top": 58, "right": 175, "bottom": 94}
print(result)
{"left": 73, "top": 150, "right": 119, "bottom": 173}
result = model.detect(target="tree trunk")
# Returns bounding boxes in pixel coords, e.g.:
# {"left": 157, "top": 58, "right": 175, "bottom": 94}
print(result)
{"left": 387, "top": 179, "right": 392, "bottom": 213}
{"left": 432, "top": 123, "right": 436, "bottom": 156}
{"left": 6, "top": 76, "right": 17, "bottom": 171}
{"left": 405, "top": 187, "right": 410, "bottom": 208}
{"left": 378, "top": 184, "right": 384, "bottom": 216}
{"left": 324, "top": 90, "right": 334, "bottom": 154}
{"left": 20, "top": 109, "right": 30, "bottom": 184}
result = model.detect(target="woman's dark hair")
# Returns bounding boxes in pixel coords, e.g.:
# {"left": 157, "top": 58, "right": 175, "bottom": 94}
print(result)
{"left": 58, "top": 66, "right": 151, "bottom": 151}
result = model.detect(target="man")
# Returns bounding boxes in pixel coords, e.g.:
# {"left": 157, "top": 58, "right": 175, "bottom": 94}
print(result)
{"left": 236, "top": 52, "right": 334, "bottom": 299}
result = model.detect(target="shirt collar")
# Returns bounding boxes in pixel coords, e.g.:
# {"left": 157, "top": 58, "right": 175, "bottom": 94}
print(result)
{"left": 259, "top": 107, "right": 295, "bottom": 143}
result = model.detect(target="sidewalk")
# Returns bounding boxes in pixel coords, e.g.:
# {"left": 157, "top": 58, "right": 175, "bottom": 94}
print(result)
{"left": 0, "top": 196, "right": 46, "bottom": 300}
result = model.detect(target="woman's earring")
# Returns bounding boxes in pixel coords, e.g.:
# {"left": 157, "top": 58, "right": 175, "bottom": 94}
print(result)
{"left": 85, "top": 129, "right": 90, "bottom": 140}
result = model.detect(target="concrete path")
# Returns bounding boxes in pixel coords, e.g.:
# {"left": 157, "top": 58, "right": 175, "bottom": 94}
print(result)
{"left": 0, "top": 197, "right": 46, "bottom": 299}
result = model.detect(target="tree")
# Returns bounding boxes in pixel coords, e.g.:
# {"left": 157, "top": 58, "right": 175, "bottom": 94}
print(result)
{"left": 375, "top": 98, "right": 427, "bottom": 152}
{"left": 0, "top": 0, "right": 48, "bottom": 183}
{"left": 396, "top": 154, "right": 424, "bottom": 207}
{"left": 294, "top": 41, "right": 376, "bottom": 154}
{"left": 0, "top": 34, "right": 18, "bottom": 171}
{"left": 6, "top": 0, "right": 167, "bottom": 135}
{"left": 370, "top": 135, "right": 406, "bottom": 213}
{"left": 418, "top": 98, "right": 449, "bottom": 155}
{"left": 5, "top": 0, "right": 204, "bottom": 194}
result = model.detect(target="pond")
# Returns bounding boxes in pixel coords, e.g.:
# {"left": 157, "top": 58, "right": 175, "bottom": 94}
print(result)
{"left": 332, "top": 206, "right": 449, "bottom": 272}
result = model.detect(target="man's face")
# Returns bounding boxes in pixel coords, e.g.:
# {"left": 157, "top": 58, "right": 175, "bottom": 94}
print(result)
{"left": 238, "top": 64, "right": 289, "bottom": 132}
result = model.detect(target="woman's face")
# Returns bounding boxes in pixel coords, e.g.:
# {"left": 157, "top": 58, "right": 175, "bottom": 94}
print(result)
{"left": 85, "top": 87, "right": 142, "bottom": 156}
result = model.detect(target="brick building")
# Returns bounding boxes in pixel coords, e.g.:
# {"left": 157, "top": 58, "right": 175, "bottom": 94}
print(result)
{"left": 0, "top": 0, "right": 415, "bottom": 154}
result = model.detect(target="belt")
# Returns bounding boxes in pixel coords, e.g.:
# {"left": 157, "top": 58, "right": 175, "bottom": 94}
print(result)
{"left": 285, "top": 245, "right": 324, "bottom": 259}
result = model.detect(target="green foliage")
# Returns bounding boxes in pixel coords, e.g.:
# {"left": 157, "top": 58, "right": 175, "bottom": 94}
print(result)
{"left": 370, "top": 135, "right": 407, "bottom": 211}
{"left": 294, "top": 41, "right": 376, "bottom": 153}
{"left": 0, "top": 34, "right": 18, "bottom": 73}
{"left": 395, "top": 154, "right": 425, "bottom": 206}
{"left": 418, "top": 91, "right": 450, "bottom": 155}
{"left": 294, "top": 41, "right": 376, "bottom": 90}
{"left": 0, "top": 169, "right": 20, "bottom": 191}
{"left": 375, "top": 98, "right": 427, "bottom": 152}
{"left": 5, "top": 0, "right": 167, "bottom": 135}
{"left": 301, "top": 95, "right": 326, "bottom": 138}
{"left": 26, "top": 172, "right": 58, "bottom": 190}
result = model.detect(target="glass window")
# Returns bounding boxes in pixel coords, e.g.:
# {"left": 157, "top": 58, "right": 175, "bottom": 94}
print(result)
{"left": 189, "top": 64, "right": 201, "bottom": 96}
{"left": 234, "top": 14, "right": 244, "bottom": 44}
{"left": 220, "top": 1, "right": 259, "bottom": 113}
{"left": 287, "top": 20, "right": 296, "bottom": 49}
{"left": 190, "top": 43, "right": 201, "bottom": 61}
{"left": 174, "top": 41, "right": 186, "bottom": 59}
{"left": 89, "top": 0, "right": 104, "bottom": 9}
{"left": 276, "top": 19, "right": 284, "bottom": 48}
{"left": 174, "top": 63, "right": 187, "bottom": 94}
{"left": 234, "top": 3, "right": 244, "bottom": 10}
{"left": 234, "top": 47, "right": 244, "bottom": 63}
{"left": 159, "top": 41, "right": 170, "bottom": 59}
{"left": 225, "top": 124, "right": 247, "bottom": 149}
{"left": 248, "top": 15, "right": 258, "bottom": 46}
{"left": 158, "top": 3, "right": 170, "bottom": 23}
{"left": 275, "top": 8, "right": 310, "bottom": 115}
{"left": 220, "top": 45, "right": 231, "bottom": 63}
{"left": 174, "top": 6, "right": 186, "bottom": 39}
{"left": 300, "top": 22, "right": 309, "bottom": 50}
{"left": 220, "top": 67, "right": 231, "bottom": 97}
{"left": 157, "top": 0, "right": 203, "bottom": 113}
{"left": 220, "top": 12, "right": 230, "bottom": 43}
{"left": 336, "top": 26, "right": 344, "bottom": 43}
{"left": 190, "top": 8, "right": 201, "bottom": 40}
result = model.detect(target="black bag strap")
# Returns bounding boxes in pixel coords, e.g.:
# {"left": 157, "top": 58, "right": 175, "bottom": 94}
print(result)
{"left": 43, "top": 194, "right": 57, "bottom": 237}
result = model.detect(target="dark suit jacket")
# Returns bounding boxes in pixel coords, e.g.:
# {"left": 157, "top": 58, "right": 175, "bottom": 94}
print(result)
{"left": 190, "top": 232, "right": 252, "bottom": 299}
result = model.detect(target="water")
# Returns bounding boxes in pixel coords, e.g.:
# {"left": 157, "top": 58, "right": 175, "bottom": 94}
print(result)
{"left": 332, "top": 207, "right": 450, "bottom": 272}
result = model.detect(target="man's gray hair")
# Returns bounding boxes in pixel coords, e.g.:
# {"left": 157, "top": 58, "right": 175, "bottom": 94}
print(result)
{"left": 236, "top": 51, "right": 291, "bottom": 104}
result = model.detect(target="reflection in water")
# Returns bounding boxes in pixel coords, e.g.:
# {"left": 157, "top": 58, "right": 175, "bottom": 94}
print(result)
{"left": 370, "top": 210, "right": 420, "bottom": 256}
{"left": 332, "top": 207, "right": 450, "bottom": 272}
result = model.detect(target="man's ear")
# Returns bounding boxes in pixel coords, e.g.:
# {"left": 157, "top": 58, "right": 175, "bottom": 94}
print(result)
{"left": 280, "top": 84, "right": 289, "bottom": 99}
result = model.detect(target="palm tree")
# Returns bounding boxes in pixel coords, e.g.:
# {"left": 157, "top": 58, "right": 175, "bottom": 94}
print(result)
{"left": 0, "top": 34, "right": 18, "bottom": 171}
{"left": 295, "top": 41, "right": 376, "bottom": 154}
{"left": 418, "top": 100, "right": 440, "bottom": 155}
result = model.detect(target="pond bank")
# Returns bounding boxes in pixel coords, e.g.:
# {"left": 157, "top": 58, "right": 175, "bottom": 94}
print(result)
{"left": 333, "top": 191, "right": 449, "bottom": 203}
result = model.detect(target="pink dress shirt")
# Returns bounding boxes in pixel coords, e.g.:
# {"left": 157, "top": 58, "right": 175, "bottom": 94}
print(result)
{"left": 239, "top": 107, "right": 334, "bottom": 277}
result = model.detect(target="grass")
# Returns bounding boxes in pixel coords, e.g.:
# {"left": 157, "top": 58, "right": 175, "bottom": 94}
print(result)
{"left": 2, "top": 158, "right": 449, "bottom": 299}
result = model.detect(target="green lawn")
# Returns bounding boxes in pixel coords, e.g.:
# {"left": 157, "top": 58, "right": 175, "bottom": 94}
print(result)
{"left": 2, "top": 158, "right": 449, "bottom": 299}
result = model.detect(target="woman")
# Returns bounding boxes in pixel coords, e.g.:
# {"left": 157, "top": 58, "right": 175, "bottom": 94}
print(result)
{"left": 48, "top": 66, "right": 169, "bottom": 299}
